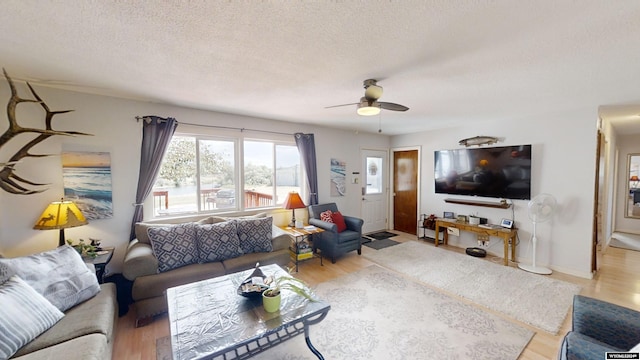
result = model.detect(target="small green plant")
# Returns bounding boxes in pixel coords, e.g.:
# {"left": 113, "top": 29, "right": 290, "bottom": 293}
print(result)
{"left": 66, "top": 239, "right": 97, "bottom": 258}
{"left": 264, "top": 267, "right": 317, "bottom": 301}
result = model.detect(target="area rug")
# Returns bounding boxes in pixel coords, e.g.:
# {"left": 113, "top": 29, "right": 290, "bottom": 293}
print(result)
{"left": 364, "top": 241, "right": 581, "bottom": 334}
{"left": 363, "top": 238, "right": 400, "bottom": 250}
{"left": 365, "top": 230, "right": 398, "bottom": 240}
{"left": 361, "top": 236, "right": 372, "bottom": 244}
{"left": 157, "top": 265, "right": 533, "bottom": 360}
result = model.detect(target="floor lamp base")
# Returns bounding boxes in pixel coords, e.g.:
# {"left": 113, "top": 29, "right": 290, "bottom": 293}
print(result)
{"left": 518, "top": 263, "right": 552, "bottom": 275}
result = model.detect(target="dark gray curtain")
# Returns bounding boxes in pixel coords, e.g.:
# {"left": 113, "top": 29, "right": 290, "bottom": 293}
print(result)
{"left": 129, "top": 116, "right": 178, "bottom": 240}
{"left": 294, "top": 132, "right": 318, "bottom": 205}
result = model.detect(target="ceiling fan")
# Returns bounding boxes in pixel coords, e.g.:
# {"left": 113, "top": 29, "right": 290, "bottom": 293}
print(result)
{"left": 326, "top": 79, "right": 409, "bottom": 116}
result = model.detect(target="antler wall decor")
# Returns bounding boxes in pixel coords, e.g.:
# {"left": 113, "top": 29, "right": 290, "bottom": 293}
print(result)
{"left": 0, "top": 69, "right": 92, "bottom": 194}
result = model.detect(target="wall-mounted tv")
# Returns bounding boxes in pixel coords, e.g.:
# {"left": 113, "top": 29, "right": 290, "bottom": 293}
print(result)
{"left": 434, "top": 144, "right": 532, "bottom": 200}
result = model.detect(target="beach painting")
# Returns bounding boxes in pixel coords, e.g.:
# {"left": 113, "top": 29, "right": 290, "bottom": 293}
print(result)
{"left": 330, "top": 158, "right": 346, "bottom": 197}
{"left": 62, "top": 151, "right": 113, "bottom": 220}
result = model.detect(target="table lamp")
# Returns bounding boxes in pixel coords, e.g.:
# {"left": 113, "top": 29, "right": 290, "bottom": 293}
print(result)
{"left": 631, "top": 175, "right": 639, "bottom": 189}
{"left": 283, "top": 192, "right": 306, "bottom": 228}
{"left": 34, "top": 198, "right": 88, "bottom": 246}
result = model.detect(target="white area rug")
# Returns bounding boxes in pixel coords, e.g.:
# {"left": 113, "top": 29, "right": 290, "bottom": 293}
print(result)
{"left": 157, "top": 265, "right": 534, "bottom": 360}
{"left": 364, "top": 241, "right": 581, "bottom": 334}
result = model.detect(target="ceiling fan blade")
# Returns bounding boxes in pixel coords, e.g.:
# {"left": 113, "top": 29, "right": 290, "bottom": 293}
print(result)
{"left": 379, "top": 102, "right": 409, "bottom": 112}
{"left": 325, "top": 103, "right": 358, "bottom": 109}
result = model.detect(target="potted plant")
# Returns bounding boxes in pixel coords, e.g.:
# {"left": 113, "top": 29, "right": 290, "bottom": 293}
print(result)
{"left": 262, "top": 267, "right": 316, "bottom": 313}
{"left": 66, "top": 238, "right": 98, "bottom": 258}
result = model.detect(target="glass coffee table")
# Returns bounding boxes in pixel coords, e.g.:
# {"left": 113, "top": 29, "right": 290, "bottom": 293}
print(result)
{"left": 166, "top": 264, "right": 330, "bottom": 360}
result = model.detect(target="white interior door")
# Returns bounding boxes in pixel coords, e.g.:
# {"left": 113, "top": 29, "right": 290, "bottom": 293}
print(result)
{"left": 361, "top": 149, "right": 388, "bottom": 234}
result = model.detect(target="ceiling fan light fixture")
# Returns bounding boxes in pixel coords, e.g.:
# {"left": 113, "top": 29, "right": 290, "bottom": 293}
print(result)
{"left": 357, "top": 106, "right": 380, "bottom": 116}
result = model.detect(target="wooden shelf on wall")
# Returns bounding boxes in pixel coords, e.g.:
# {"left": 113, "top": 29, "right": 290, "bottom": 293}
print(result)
{"left": 444, "top": 198, "right": 511, "bottom": 209}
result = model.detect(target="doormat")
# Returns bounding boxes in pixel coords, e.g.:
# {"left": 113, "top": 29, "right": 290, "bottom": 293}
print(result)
{"left": 365, "top": 231, "right": 397, "bottom": 240}
{"left": 363, "top": 238, "right": 400, "bottom": 250}
{"left": 361, "top": 237, "right": 372, "bottom": 244}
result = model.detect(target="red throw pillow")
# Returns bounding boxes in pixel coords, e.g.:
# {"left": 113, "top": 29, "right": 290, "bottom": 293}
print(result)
{"left": 320, "top": 210, "right": 333, "bottom": 223}
{"left": 331, "top": 211, "right": 347, "bottom": 233}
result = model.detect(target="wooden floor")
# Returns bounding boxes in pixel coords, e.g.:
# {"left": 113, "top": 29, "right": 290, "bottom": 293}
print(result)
{"left": 113, "top": 232, "right": 640, "bottom": 360}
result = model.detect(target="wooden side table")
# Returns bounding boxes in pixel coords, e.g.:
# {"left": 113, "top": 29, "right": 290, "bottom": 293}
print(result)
{"left": 279, "top": 226, "right": 324, "bottom": 272}
{"left": 84, "top": 247, "right": 114, "bottom": 283}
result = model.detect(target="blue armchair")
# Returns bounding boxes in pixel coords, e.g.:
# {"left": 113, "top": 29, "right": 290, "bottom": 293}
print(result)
{"left": 308, "top": 203, "right": 363, "bottom": 264}
{"left": 558, "top": 295, "right": 640, "bottom": 360}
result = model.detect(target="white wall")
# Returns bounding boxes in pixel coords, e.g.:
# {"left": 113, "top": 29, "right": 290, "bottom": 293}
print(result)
{"left": 614, "top": 135, "right": 640, "bottom": 234}
{"left": 391, "top": 108, "right": 598, "bottom": 278}
{"left": 0, "top": 83, "right": 389, "bottom": 274}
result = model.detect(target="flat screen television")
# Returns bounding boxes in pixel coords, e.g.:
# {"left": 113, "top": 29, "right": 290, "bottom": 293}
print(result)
{"left": 434, "top": 144, "right": 532, "bottom": 200}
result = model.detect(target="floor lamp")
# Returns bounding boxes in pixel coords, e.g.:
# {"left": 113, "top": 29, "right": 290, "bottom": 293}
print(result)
{"left": 33, "top": 198, "right": 88, "bottom": 246}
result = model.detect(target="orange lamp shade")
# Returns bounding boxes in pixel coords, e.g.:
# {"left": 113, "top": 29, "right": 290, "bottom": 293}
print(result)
{"left": 283, "top": 192, "right": 306, "bottom": 210}
{"left": 631, "top": 176, "right": 639, "bottom": 181}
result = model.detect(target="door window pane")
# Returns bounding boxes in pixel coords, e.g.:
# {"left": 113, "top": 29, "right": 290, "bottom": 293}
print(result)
{"left": 366, "top": 156, "right": 383, "bottom": 194}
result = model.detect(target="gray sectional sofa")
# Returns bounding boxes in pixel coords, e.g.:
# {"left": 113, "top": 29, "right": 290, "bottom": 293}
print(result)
{"left": 122, "top": 214, "right": 292, "bottom": 325}
{"left": 0, "top": 246, "right": 118, "bottom": 360}
{"left": 12, "top": 283, "right": 118, "bottom": 360}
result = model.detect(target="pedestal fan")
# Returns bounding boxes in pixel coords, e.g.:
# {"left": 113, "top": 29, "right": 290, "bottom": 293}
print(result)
{"left": 518, "top": 193, "right": 557, "bottom": 275}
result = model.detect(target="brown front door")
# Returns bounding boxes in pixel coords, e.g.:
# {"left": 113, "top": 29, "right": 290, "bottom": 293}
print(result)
{"left": 393, "top": 149, "right": 418, "bottom": 234}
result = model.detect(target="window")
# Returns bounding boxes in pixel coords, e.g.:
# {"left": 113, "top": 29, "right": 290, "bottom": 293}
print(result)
{"left": 151, "top": 133, "right": 301, "bottom": 217}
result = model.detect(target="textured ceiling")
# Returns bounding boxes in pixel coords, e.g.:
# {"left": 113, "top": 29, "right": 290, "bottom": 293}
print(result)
{"left": 1, "top": 1, "right": 640, "bottom": 135}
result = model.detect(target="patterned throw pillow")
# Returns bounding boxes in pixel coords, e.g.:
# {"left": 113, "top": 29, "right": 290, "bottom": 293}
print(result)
{"left": 236, "top": 217, "right": 273, "bottom": 254}
{"left": 320, "top": 210, "right": 333, "bottom": 223}
{"left": 331, "top": 211, "right": 348, "bottom": 232}
{"left": 196, "top": 221, "right": 244, "bottom": 263}
{"left": 148, "top": 222, "right": 199, "bottom": 272}
{"left": 0, "top": 276, "right": 65, "bottom": 359}
{"left": 0, "top": 245, "right": 100, "bottom": 312}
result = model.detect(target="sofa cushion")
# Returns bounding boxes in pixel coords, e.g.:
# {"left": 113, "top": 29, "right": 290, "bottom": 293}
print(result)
{"left": 148, "top": 223, "right": 199, "bottom": 272}
{"left": 331, "top": 211, "right": 347, "bottom": 232}
{"left": 222, "top": 249, "right": 290, "bottom": 274}
{"left": 196, "top": 221, "right": 243, "bottom": 263}
{"left": 132, "top": 262, "right": 226, "bottom": 301}
{"left": 0, "top": 245, "right": 100, "bottom": 312}
{"left": 135, "top": 222, "right": 173, "bottom": 244}
{"left": 0, "top": 276, "right": 65, "bottom": 359}
{"left": 12, "top": 333, "right": 109, "bottom": 360}
{"left": 14, "top": 283, "right": 117, "bottom": 357}
{"left": 236, "top": 217, "right": 273, "bottom": 254}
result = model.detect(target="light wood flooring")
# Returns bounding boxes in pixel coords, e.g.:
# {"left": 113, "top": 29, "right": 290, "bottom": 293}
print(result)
{"left": 113, "top": 232, "right": 640, "bottom": 360}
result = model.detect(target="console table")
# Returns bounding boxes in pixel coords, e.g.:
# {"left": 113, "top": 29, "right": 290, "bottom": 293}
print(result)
{"left": 434, "top": 219, "right": 517, "bottom": 266}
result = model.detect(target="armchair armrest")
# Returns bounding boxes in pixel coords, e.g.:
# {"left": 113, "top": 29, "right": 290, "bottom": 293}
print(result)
{"left": 343, "top": 215, "right": 364, "bottom": 231}
{"left": 559, "top": 331, "right": 621, "bottom": 360}
{"left": 309, "top": 218, "right": 338, "bottom": 233}
{"left": 122, "top": 239, "right": 158, "bottom": 281}
{"left": 572, "top": 295, "right": 640, "bottom": 350}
